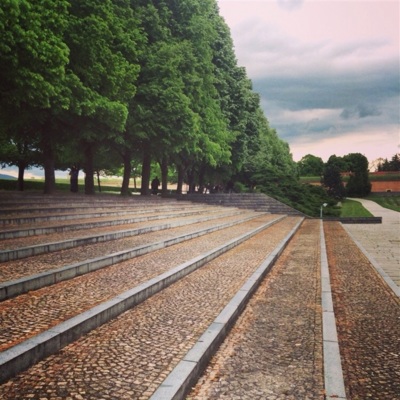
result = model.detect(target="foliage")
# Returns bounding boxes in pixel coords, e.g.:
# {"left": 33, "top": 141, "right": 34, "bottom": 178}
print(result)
{"left": 0, "top": 0, "right": 379, "bottom": 215}
{"left": 297, "top": 154, "right": 324, "bottom": 176}
{"left": 251, "top": 163, "right": 337, "bottom": 217}
{"left": 343, "top": 153, "right": 371, "bottom": 197}
{"left": 321, "top": 162, "right": 346, "bottom": 199}
{"left": 377, "top": 153, "right": 400, "bottom": 172}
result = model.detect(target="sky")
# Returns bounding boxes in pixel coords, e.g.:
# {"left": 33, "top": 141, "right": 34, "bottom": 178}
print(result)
{"left": 217, "top": 0, "right": 399, "bottom": 163}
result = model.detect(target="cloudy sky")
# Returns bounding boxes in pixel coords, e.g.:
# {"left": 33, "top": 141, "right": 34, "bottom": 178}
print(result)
{"left": 217, "top": 0, "right": 399, "bottom": 163}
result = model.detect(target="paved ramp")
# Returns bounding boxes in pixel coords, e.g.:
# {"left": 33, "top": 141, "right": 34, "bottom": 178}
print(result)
{"left": 344, "top": 198, "right": 400, "bottom": 293}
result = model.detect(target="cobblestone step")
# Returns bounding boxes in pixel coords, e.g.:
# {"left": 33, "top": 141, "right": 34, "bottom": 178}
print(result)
{"left": 0, "top": 203, "right": 212, "bottom": 228}
{"left": 152, "top": 219, "right": 302, "bottom": 399}
{"left": 0, "top": 214, "right": 270, "bottom": 287}
{"left": 0, "top": 209, "right": 255, "bottom": 262}
{"left": 0, "top": 212, "right": 272, "bottom": 300}
{"left": 0, "top": 216, "right": 298, "bottom": 384}
{"left": 0, "top": 206, "right": 235, "bottom": 239}
{"left": 179, "top": 193, "right": 305, "bottom": 216}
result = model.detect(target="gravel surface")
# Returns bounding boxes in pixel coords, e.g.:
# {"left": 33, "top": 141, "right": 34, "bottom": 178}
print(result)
{"left": 324, "top": 221, "right": 400, "bottom": 400}
{"left": 0, "top": 216, "right": 300, "bottom": 399}
{"left": 188, "top": 219, "right": 324, "bottom": 400}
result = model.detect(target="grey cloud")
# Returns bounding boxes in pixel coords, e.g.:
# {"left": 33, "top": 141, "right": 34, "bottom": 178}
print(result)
{"left": 253, "top": 62, "right": 399, "bottom": 112}
{"left": 254, "top": 60, "right": 399, "bottom": 147}
{"left": 340, "top": 104, "right": 382, "bottom": 120}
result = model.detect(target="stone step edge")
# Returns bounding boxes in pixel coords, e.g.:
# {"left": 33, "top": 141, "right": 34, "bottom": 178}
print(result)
{"left": 0, "top": 209, "right": 249, "bottom": 262}
{"left": 150, "top": 218, "right": 304, "bottom": 400}
{"left": 0, "top": 199, "right": 191, "bottom": 214}
{"left": 0, "top": 212, "right": 273, "bottom": 300}
{"left": 0, "top": 204, "right": 214, "bottom": 227}
{"left": 320, "top": 221, "right": 347, "bottom": 400}
{"left": 0, "top": 204, "right": 144, "bottom": 215}
{"left": 0, "top": 216, "right": 287, "bottom": 384}
{"left": 0, "top": 207, "right": 236, "bottom": 239}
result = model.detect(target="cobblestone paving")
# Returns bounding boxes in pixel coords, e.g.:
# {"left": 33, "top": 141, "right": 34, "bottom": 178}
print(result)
{"left": 0, "top": 206, "right": 216, "bottom": 234}
{"left": 188, "top": 219, "right": 324, "bottom": 400}
{"left": 0, "top": 212, "right": 260, "bottom": 282}
{"left": 0, "top": 217, "right": 300, "bottom": 399}
{"left": 324, "top": 221, "right": 400, "bottom": 400}
{"left": 0, "top": 208, "right": 242, "bottom": 250}
{"left": 0, "top": 215, "right": 286, "bottom": 352}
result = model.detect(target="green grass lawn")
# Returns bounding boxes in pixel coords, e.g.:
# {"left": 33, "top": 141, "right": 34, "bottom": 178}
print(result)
{"left": 366, "top": 194, "right": 400, "bottom": 212}
{"left": 340, "top": 199, "right": 373, "bottom": 217}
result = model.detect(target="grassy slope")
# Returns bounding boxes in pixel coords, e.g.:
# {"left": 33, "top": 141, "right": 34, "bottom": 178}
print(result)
{"left": 366, "top": 194, "right": 400, "bottom": 212}
{"left": 340, "top": 199, "right": 373, "bottom": 217}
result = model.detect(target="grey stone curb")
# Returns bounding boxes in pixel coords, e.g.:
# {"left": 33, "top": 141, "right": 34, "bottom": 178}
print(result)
{"left": 0, "top": 212, "right": 269, "bottom": 300}
{"left": 320, "top": 221, "right": 347, "bottom": 400}
{"left": 342, "top": 225, "right": 399, "bottom": 298}
{"left": 0, "top": 216, "right": 285, "bottom": 384}
{"left": 0, "top": 209, "right": 246, "bottom": 262}
{"left": 0, "top": 207, "right": 233, "bottom": 239}
{"left": 150, "top": 218, "right": 304, "bottom": 400}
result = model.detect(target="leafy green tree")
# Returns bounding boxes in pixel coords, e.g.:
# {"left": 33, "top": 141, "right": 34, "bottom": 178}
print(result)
{"left": 62, "top": 0, "right": 142, "bottom": 195}
{"left": 326, "top": 155, "right": 349, "bottom": 172}
{"left": 0, "top": 0, "right": 70, "bottom": 193}
{"left": 378, "top": 153, "right": 400, "bottom": 171}
{"left": 343, "top": 153, "right": 371, "bottom": 197}
{"left": 298, "top": 154, "right": 324, "bottom": 176}
{"left": 321, "top": 162, "right": 345, "bottom": 199}
{"left": 390, "top": 153, "right": 400, "bottom": 171}
{"left": 124, "top": 2, "right": 200, "bottom": 195}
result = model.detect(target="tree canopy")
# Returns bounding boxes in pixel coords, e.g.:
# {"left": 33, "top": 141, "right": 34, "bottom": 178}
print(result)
{"left": 0, "top": 0, "right": 296, "bottom": 198}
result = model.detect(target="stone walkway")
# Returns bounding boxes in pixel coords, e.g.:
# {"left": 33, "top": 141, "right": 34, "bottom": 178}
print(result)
{"left": 344, "top": 198, "right": 400, "bottom": 294}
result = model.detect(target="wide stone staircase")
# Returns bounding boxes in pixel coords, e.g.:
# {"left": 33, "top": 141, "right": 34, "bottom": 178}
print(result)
{"left": 0, "top": 192, "right": 305, "bottom": 397}
{"left": 1, "top": 191, "right": 396, "bottom": 399}
{"left": 178, "top": 192, "right": 305, "bottom": 216}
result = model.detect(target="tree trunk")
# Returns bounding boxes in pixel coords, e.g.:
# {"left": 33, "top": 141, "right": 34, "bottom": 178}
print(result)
{"left": 160, "top": 156, "right": 168, "bottom": 195}
{"left": 16, "top": 162, "right": 26, "bottom": 191}
{"left": 176, "top": 164, "right": 184, "bottom": 195}
{"left": 42, "top": 132, "right": 56, "bottom": 194}
{"left": 198, "top": 162, "right": 206, "bottom": 194}
{"left": 140, "top": 147, "right": 151, "bottom": 196}
{"left": 96, "top": 170, "right": 101, "bottom": 192}
{"left": 120, "top": 151, "right": 132, "bottom": 196}
{"left": 187, "top": 167, "right": 196, "bottom": 193}
{"left": 84, "top": 143, "right": 95, "bottom": 195}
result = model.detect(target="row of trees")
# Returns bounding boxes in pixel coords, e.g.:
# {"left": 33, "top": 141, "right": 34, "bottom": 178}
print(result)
{"left": 377, "top": 154, "right": 400, "bottom": 172}
{"left": 0, "top": 0, "right": 295, "bottom": 194}
{"left": 298, "top": 153, "right": 374, "bottom": 198}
